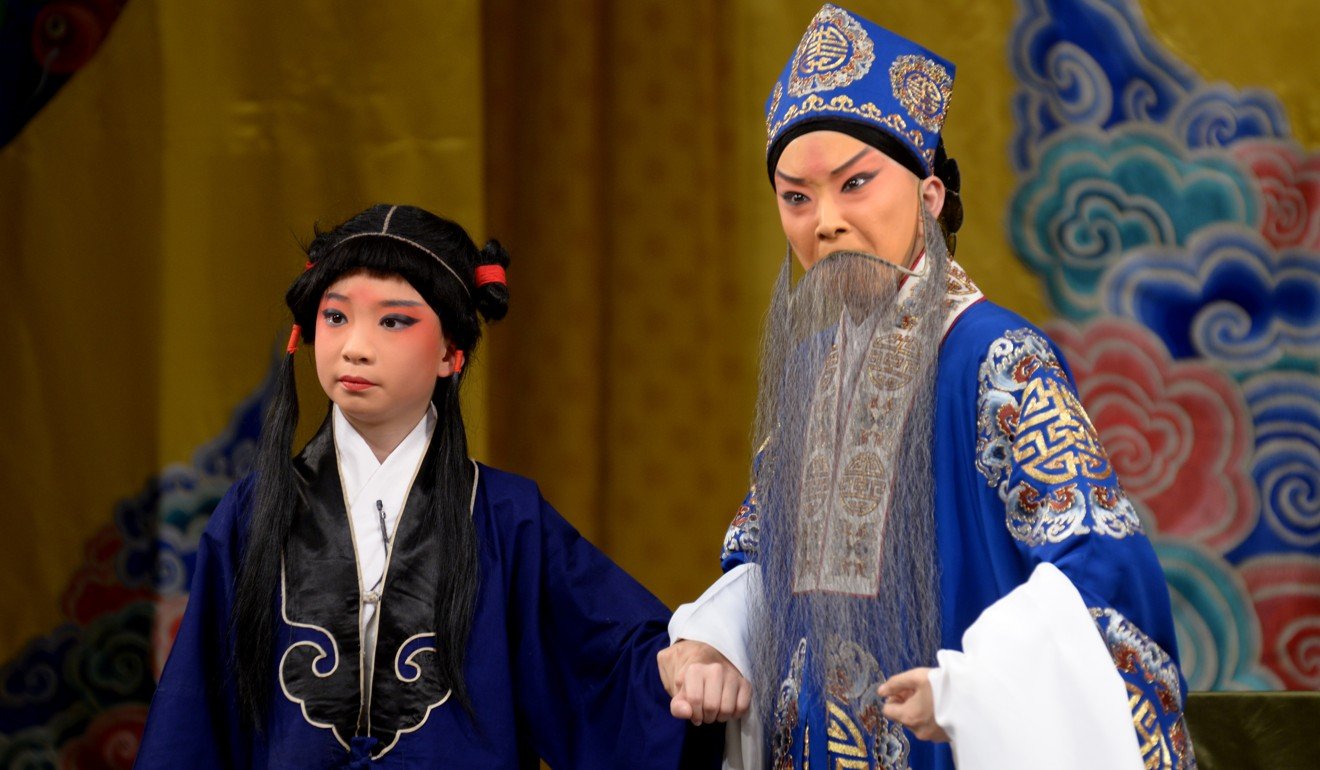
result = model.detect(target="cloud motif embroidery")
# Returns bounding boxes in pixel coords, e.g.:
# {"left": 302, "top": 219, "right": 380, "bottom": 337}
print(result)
{"left": 1010, "top": 127, "right": 1257, "bottom": 319}
{"left": 1241, "top": 372, "right": 1320, "bottom": 551}
{"left": 1009, "top": 0, "right": 1195, "bottom": 171}
{"left": 1239, "top": 554, "right": 1320, "bottom": 690}
{"left": 1048, "top": 318, "right": 1256, "bottom": 551}
{"left": 1172, "top": 85, "right": 1290, "bottom": 149}
{"left": 55, "top": 703, "right": 148, "bottom": 769}
{"left": 1232, "top": 139, "right": 1320, "bottom": 251}
{"left": 0, "top": 379, "right": 268, "bottom": 759}
{"left": 1152, "top": 537, "right": 1280, "bottom": 691}
{"left": 1012, "top": 0, "right": 1320, "bottom": 701}
{"left": 1103, "top": 226, "right": 1320, "bottom": 373}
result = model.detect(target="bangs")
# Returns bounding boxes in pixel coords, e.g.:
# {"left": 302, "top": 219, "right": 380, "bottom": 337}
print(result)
{"left": 290, "top": 236, "right": 474, "bottom": 347}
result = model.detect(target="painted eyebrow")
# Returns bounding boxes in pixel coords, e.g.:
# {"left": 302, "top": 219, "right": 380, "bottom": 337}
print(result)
{"left": 829, "top": 147, "right": 874, "bottom": 177}
{"left": 322, "top": 293, "right": 423, "bottom": 308}
{"left": 774, "top": 147, "right": 875, "bottom": 185}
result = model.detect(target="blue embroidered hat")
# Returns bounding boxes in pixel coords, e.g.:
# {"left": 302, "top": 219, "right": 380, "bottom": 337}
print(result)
{"left": 765, "top": 4, "right": 955, "bottom": 180}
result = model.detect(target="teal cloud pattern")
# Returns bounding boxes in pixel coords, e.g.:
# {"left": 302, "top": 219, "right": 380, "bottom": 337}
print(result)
{"left": 1009, "top": 129, "right": 1257, "bottom": 320}
{"left": 1153, "top": 538, "right": 1280, "bottom": 691}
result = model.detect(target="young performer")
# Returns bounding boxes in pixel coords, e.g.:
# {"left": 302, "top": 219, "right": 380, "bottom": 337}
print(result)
{"left": 136, "top": 204, "right": 712, "bottom": 769}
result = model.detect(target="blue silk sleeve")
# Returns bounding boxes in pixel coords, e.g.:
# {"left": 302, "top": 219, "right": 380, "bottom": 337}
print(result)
{"left": 973, "top": 327, "right": 1194, "bottom": 767}
{"left": 496, "top": 481, "right": 718, "bottom": 769}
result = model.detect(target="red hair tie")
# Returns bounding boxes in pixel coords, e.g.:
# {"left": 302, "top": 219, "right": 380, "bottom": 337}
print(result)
{"left": 286, "top": 324, "right": 302, "bottom": 354}
{"left": 474, "top": 265, "right": 506, "bottom": 288}
{"left": 452, "top": 350, "right": 465, "bottom": 375}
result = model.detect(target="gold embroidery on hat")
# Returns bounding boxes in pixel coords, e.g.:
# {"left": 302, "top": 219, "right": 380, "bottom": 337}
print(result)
{"left": 889, "top": 54, "right": 953, "bottom": 133}
{"left": 766, "top": 94, "right": 924, "bottom": 152}
{"left": 767, "top": 81, "right": 784, "bottom": 135}
{"left": 787, "top": 5, "right": 875, "bottom": 98}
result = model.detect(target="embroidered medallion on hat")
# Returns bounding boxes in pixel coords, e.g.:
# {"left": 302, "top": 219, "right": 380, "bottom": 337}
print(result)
{"left": 889, "top": 54, "right": 953, "bottom": 132}
{"left": 787, "top": 4, "right": 874, "bottom": 97}
{"left": 765, "top": 4, "right": 956, "bottom": 178}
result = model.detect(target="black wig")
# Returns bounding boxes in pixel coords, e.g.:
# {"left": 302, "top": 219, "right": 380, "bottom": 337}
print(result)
{"left": 232, "top": 204, "right": 510, "bottom": 727}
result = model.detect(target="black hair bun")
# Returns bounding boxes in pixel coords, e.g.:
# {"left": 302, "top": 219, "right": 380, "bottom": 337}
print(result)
{"left": 933, "top": 141, "right": 964, "bottom": 237}
{"left": 474, "top": 239, "right": 510, "bottom": 322}
{"left": 936, "top": 150, "right": 960, "bottom": 194}
{"left": 304, "top": 230, "right": 336, "bottom": 267}
{"left": 941, "top": 161, "right": 964, "bottom": 235}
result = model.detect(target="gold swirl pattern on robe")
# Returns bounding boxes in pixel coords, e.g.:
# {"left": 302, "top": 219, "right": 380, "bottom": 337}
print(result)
{"left": 977, "top": 329, "right": 1144, "bottom": 545}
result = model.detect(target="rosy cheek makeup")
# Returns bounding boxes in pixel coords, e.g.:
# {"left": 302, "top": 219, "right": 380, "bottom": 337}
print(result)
{"left": 391, "top": 318, "right": 444, "bottom": 359}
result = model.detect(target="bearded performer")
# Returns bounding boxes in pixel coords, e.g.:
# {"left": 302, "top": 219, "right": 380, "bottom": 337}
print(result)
{"left": 657, "top": 5, "right": 1195, "bottom": 770}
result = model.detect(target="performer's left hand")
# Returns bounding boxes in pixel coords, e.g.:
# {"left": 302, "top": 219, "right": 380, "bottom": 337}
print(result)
{"left": 657, "top": 640, "right": 752, "bottom": 725}
{"left": 879, "top": 667, "right": 949, "bottom": 743}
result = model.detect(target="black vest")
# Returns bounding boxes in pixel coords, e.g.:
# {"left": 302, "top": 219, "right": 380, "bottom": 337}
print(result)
{"left": 278, "top": 420, "right": 454, "bottom": 756}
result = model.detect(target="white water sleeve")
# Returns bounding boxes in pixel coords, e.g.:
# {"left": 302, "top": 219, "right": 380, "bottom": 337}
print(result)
{"left": 928, "top": 562, "right": 1143, "bottom": 770}
{"left": 667, "top": 562, "right": 757, "bottom": 677}
{"left": 667, "top": 562, "right": 761, "bottom": 770}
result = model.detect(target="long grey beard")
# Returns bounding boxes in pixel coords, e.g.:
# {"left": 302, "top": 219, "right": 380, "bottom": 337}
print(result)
{"left": 748, "top": 209, "right": 949, "bottom": 738}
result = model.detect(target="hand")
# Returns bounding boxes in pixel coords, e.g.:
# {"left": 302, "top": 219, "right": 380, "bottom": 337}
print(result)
{"left": 878, "top": 667, "right": 949, "bottom": 743}
{"left": 656, "top": 640, "right": 752, "bottom": 725}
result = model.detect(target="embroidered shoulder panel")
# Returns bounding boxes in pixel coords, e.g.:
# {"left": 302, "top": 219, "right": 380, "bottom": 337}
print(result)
{"left": 976, "top": 329, "right": 1143, "bottom": 545}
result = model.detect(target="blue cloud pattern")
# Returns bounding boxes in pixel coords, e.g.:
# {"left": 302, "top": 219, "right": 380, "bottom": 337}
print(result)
{"left": 1103, "top": 226, "right": 1320, "bottom": 373}
{"left": 1232, "top": 373, "right": 1320, "bottom": 556}
{"left": 1172, "top": 85, "right": 1290, "bottom": 150}
{"left": 1009, "top": 0, "right": 1195, "bottom": 171}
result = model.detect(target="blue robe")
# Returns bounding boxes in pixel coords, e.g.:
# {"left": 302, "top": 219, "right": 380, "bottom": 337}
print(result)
{"left": 722, "top": 299, "right": 1194, "bottom": 770}
{"left": 136, "top": 423, "right": 714, "bottom": 769}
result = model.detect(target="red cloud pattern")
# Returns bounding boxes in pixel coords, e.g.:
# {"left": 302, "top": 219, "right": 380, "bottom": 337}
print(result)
{"left": 1048, "top": 318, "right": 1256, "bottom": 550}
{"left": 57, "top": 704, "right": 147, "bottom": 770}
{"left": 1240, "top": 555, "right": 1320, "bottom": 690}
{"left": 1233, "top": 139, "right": 1320, "bottom": 251}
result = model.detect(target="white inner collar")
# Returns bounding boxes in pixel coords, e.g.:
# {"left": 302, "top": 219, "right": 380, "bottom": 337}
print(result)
{"left": 332, "top": 403, "right": 436, "bottom": 593}
{"left": 334, "top": 404, "right": 436, "bottom": 509}
{"left": 330, "top": 402, "right": 437, "bottom": 725}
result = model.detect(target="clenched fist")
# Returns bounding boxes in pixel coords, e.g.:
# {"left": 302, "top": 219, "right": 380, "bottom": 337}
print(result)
{"left": 657, "top": 640, "right": 752, "bottom": 725}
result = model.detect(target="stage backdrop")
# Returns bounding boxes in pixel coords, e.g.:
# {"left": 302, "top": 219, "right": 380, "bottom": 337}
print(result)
{"left": 1, "top": 0, "right": 1315, "bottom": 764}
